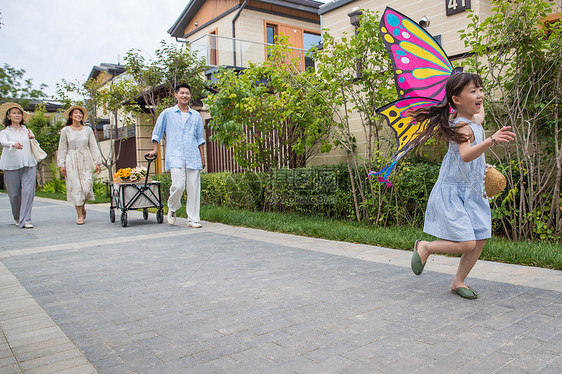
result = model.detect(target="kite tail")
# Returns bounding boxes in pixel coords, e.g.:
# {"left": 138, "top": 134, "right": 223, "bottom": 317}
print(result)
{"left": 368, "top": 160, "right": 397, "bottom": 187}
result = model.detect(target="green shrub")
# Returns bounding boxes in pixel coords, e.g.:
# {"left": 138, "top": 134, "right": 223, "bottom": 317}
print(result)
{"left": 265, "top": 164, "right": 353, "bottom": 219}
{"left": 194, "top": 162, "right": 442, "bottom": 225}
{"left": 41, "top": 177, "right": 66, "bottom": 194}
{"left": 93, "top": 182, "right": 106, "bottom": 199}
{"left": 151, "top": 158, "right": 560, "bottom": 241}
{"left": 152, "top": 173, "right": 172, "bottom": 202}
{"left": 201, "top": 171, "right": 266, "bottom": 211}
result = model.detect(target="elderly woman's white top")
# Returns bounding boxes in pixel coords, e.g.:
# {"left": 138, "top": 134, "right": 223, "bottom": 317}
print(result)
{"left": 0, "top": 125, "right": 37, "bottom": 170}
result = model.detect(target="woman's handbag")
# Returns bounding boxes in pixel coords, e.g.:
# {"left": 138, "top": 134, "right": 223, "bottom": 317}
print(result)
{"left": 483, "top": 164, "right": 506, "bottom": 199}
{"left": 30, "top": 139, "right": 47, "bottom": 162}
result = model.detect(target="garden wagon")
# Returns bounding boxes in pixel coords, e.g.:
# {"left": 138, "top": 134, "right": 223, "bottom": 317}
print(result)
{"left": 109, "top": 155, "right": 164, "bottom": 227}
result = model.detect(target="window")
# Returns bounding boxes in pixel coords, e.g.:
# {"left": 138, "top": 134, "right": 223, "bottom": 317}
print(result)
{"left": 266, "top": 24, "right": 277, "bottom": 44}
{"left": 303, "top": 31, "right": 321, "bottom": 70}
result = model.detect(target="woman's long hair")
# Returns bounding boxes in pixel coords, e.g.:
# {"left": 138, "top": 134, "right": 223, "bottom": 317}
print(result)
{"left": 66, "top": 108, "right": 85, "bottom": 126}
{"left": 411, "top": 72, "right": 483, "bottom": 144}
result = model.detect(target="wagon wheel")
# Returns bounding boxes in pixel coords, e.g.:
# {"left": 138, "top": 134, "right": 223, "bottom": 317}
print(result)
{"left": 121, "top": 212, "right": 128, "bottom": 227}
{"left": 110, "top": 208, "right": 115, "bottom": 223}
{"left": 156, "top": 209, "right": 164, "bottom": 224}
{"left": 143, "top": 208, "right": 149, "bottom": 220}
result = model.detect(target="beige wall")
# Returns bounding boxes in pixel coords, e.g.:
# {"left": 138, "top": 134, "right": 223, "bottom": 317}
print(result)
{"left": 186, "top": 3, "right": 321, "bottom": 41}
{"left": 237, "top": 9, "right": 321, "bottom": 43}
{"left": 187, "top": 8, "right": 320, "bottom": 67}
{"left": 320, "top": 0, "right": 493, "bottom": 57}
{"left": 310, "top": 0, "right": 494, "bottom": 166}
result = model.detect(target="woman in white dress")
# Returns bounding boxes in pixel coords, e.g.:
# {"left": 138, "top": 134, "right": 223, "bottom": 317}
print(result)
{"left": 57, "top": 105, "right": 102, "bottom": 225}
{"left": 0, "top": 102, "right": 37, "bottom": 228}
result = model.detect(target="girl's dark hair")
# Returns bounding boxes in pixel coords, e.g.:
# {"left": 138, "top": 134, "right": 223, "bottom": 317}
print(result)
{"left": 411, "top": 72, "right": 483, "bottom": 144}
{"left": 66, "top": 108, "right": 85, "bottom": 126}
{"left": 3, "top": 107, "right": 26, "bottom": 127}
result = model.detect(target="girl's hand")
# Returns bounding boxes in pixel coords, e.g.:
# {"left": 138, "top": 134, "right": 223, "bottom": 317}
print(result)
{"left": 28, "top": 131, "right": 35, "bottom": 139}
{"left": 95, "top": 165, "right": 102, "bottom": 174}
{"left": 490, "top": 126, "right": 516, "bottom": 145}
{"left": 60, "top": 167, "right": 66, "bottom": 177}
{"left": 13, "top": 142, "right": 23, "bottom": 149}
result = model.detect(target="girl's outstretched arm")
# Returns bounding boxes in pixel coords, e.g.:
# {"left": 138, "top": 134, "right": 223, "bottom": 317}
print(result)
{"left": 458, "top": 126, "right": 516, "bottom": 162}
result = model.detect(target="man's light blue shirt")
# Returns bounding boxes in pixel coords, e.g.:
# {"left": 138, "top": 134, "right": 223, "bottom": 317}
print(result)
{"left": 151, "top": 105, "right": 205, "bottom": 171}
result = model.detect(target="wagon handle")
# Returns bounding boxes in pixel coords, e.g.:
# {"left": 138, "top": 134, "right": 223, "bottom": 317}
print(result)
{"left": 143, "top": 154, "right": 157, "bottom": 187}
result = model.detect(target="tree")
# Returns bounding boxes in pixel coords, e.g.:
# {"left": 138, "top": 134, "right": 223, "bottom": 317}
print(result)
{"left": 205, "top": 36, "right": 333, "bottom": 172}
{"left": 124, "top": 40, "right": 207, "bottom": 126}
{"left": 56, "top": 40, "right": 207, "bottom": 178}
{"left": 460, "top": 0, "right": 561, "bottom": 240}
{"left": 307, "top": 9, "right": 396, "bottom": 223}
{"left": 56, "top": 76, "right": 139, "bottom": 179}
{"left": 0, "top": 63, "right": 48, "bottom": 103}
{"left": 25, "top": 103, "right": 64, "bottom": 185}
{"left": 96, "top": 77, "right": 140, "bottom": 177}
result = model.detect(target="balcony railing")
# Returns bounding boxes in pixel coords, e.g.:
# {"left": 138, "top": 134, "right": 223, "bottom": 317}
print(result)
{"left": 188, "top": 34, "right": 315, "bottom": 71}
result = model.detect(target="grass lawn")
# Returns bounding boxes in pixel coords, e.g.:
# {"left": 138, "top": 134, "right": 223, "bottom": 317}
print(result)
{"left": 26, "top": 190, "right": 562, "bottom": 271}
{"left": 201, "top": 205, "right": 562, "bottom": 271}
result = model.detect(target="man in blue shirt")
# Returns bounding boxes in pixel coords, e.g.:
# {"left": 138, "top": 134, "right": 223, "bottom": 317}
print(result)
{"left": 146, "top": 83, "right": 206, "bottom": 228}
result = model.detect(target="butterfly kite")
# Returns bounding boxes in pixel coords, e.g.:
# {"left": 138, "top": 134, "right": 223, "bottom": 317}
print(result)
{"left": 370, "top": 7, "right": 463, "bottom": 186}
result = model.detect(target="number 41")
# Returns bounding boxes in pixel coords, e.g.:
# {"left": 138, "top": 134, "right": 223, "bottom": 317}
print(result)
{"left": 448, "top": 0, "right": 466, "bottom": 10}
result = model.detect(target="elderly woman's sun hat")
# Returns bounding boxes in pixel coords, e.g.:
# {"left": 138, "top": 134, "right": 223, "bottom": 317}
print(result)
{"left": 0, "top": 102, "right": 33, "bottom": 123}
{"left": 64, "top": 105, "right": 89, "bottom": 122}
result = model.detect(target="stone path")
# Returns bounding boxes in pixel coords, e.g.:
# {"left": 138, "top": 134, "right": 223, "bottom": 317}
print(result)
{"left": 0, "top": 194, "right": 560, "bottom": 373}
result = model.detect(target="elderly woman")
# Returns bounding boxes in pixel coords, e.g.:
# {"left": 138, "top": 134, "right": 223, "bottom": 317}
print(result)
{"left": 0, "top": 102, "right": 37, "bottom": 228}
{"left": 57, "top": 105, "right": 102, "bottom": 225}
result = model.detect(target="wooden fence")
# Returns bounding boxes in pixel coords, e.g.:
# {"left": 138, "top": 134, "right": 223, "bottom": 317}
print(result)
{"left": 204, "top": 120, "right": 304, "bottom": 173}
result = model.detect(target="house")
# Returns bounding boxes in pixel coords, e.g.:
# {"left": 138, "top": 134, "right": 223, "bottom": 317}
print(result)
{"left": 87, "top": 63, "right": 126, "bottom": 141}
{"left": 86, "top": 63, "right": 142, "bottom": 173}
{"left": 312, "top": 0, "right": 561, "bottom": 166}
{"left": 168, "top": 0, "right": 323, "bottom": 73}
{"left": 165, "top": 0, "right": 324, "bottom": 172}
{"left": 310, "top": 0, "right": 496, "bottom": 166}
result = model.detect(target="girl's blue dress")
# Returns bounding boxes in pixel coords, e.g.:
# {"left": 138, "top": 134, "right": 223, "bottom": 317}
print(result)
{"left": 423, "top": 117, "right": 491, "bottom": 241}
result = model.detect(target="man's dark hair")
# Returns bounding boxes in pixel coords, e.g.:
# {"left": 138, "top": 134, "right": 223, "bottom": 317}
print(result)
{"left": 175, "top": 83, "right": 191, "bottom": 93}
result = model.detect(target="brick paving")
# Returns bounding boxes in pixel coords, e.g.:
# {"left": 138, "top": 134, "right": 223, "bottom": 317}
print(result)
{"left": 0, "top": 194, "right": 560, "bottom": 373}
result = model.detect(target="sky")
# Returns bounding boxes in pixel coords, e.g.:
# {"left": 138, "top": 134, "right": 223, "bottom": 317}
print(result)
{"left": 0, "top": 0, "right": 331, "bottom": 99}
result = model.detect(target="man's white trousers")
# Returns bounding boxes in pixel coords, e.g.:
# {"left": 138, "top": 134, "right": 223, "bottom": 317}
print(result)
{"left": 168, "top": 168, "right": 201, "bottom": 223}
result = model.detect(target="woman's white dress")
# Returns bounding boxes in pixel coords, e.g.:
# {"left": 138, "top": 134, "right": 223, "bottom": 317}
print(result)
{"left": 57, "top": 126, "right": 102, "bottom": 205}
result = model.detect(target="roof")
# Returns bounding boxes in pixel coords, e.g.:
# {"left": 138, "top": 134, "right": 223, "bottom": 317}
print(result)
{"left": 87, "top": 63, "right": 126, "bottom": 82}
{"left": 21, "top": 99, "right": 63, "bottom": 113}
{"left": 318, "top": 0, "right": 356, "bottom": 15}
{"left": 168, "top": 0, "right": 323, "bottom": 38}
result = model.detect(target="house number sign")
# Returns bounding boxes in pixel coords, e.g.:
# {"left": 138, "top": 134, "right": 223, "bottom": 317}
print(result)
{"left": 446, "top": 0, "right": 471, "bottom": 16}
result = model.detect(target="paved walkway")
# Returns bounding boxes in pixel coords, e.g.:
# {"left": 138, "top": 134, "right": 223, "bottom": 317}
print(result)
{"left": 0, "top": 194, "right": 560, "bottom": 373}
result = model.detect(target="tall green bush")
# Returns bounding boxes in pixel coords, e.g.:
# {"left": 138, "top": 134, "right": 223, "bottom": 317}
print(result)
{"left": 205, "top": 36, "right": 334, "bottom": 172}
{"left": 198, "top": 161, "right": 442, "bottom": 226}
{"left": 460, "top": 0, "right": 562, "bottom": 241}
